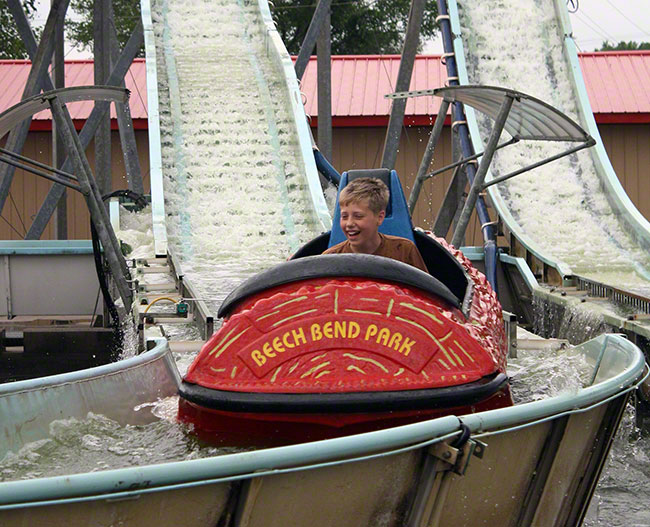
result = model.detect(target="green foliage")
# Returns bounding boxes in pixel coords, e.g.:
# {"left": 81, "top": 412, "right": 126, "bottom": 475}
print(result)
{"left": 272, "top": 0, "right": 439, "bottom": 55}
{"left": 66, "top": 0, "right": 143, "bottom": 55}
{"left": 0, "top": 0, "right": 38, "bottom": 59}
{"left": 599, "top": 40, "right": 650, "bottom": 51}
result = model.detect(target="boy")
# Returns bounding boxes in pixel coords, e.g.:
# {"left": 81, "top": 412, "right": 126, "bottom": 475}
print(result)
{"left": 323, "top": 177, "right": 428, "bottom": 273}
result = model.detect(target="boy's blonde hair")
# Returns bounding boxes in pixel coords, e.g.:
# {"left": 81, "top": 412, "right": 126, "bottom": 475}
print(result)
{"left": 338, "top": 177, "right": 389, "bottom": 215}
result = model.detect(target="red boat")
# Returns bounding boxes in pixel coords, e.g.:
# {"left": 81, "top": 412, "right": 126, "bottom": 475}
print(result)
{"left": 178, "top": 170, "right": 511, "bottom": 446}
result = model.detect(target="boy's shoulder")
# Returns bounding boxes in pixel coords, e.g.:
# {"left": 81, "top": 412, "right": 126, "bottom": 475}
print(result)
{"left": 381, "top": 233, "right": 416, "bottom": 246}
{"left": 323, "top": 240, "right": 351, "bottom": 254}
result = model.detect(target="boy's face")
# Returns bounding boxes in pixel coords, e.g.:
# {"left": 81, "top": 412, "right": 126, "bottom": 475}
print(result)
{"left": 339, "top": 198, "right": 385, "bottom": 252}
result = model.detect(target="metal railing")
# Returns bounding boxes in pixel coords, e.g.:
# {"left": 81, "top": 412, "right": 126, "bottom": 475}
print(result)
{"left": 575, "top": 275, "right": 650, "bottom": 315}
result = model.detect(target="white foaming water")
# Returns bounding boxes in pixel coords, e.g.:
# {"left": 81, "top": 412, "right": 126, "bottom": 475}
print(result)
{"left": 458, "top": 0, "right": 650, "bottom": 289}
{"left": 152, "top": 0, "right": 323, "bottom": 286}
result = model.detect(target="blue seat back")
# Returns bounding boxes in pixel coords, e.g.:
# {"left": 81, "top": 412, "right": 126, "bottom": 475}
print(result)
{"left": 328, "top": 169, "right": 415, "bottom": 248}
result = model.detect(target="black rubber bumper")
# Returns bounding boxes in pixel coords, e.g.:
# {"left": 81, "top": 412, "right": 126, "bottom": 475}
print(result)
{"left": 179, "top": 372, "right": 509, "bottom": 414}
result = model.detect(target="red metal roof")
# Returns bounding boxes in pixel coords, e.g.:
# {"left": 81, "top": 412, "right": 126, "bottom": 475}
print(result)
{"left": 1, "top": 52, "right": 649, "bottom": 129}
{"left": 0, "top": 58, "right": 148, "bottom": 129}
{"left": 299, "top": 52, "right": 650, "bottom": 126}
{"left": 299, "top": 55, "right": 448, "bottom": 126}
{"left": 577, "top": 51, "right": 650, "bottom": 123}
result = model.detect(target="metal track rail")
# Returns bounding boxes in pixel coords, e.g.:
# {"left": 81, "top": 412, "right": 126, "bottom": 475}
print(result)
{"left": 167, "top": 249, "right": 214, "bottom": 339}
{"left": 575, "top": 275, "right": 650, "bottom": 315}
{"left": 134, "top": 250, "right": 215, "bottom": 351}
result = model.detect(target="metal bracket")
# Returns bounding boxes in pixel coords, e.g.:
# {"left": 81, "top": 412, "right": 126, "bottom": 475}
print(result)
{"left": 429, "top": 438, "right": 487, "bottom": 476}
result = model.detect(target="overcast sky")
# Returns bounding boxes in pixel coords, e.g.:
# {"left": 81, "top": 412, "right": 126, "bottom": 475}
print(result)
{"left": 33, "top": 0, "right": 650, "bottom": 58}
{"left": 428, "top": 0, "right": 650, "bottom": 54}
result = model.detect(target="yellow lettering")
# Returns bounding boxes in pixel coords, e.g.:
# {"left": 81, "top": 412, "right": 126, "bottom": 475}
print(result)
{"left": 292, "top": 327, "right": 307, "bottom": 346}
{"left": 282, "top": 331, "right": 295, "bottom": 349}
{"left": 365, "top": 324, "right": 378, "bottom": 340}
{"left": 323, "top": 321, "right": 333, "bottom": 339}
{"left": 263, "top": 342, "right": 275, "bottom": 358}
{"left": 310, "top": 324, "right": 323, "bottom": 341}
{"left": 399, "top": 337, "right": 416, "bottom": 356}
{"left": 348, "top": 321, "right": 360, "bottom": 339}
{"left": 251, "top": 350, "right": 266, "bottom": 367}
{"left": 377, "top": 328, "right": 391, "bottom": 346}
{"left": 389, "top": 332, "right": 403, "bottom": 350}
{"left": 272, "top": 336, "right": 285, "bottom": 353}
{"left": 334, "top": 320, "right": 346, "bottom": 338}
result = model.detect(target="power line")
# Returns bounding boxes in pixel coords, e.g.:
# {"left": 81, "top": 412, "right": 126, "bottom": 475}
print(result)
{"left": 574, "top": 10, "right": 617, "bottom": 46}
{"left": 603, "top": 0, "right": 650, "bottom": 42}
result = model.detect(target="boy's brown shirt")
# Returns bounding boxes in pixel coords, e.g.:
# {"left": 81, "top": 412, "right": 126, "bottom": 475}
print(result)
{"left": 323, "top": 233, "right": 428, "bottom": 273}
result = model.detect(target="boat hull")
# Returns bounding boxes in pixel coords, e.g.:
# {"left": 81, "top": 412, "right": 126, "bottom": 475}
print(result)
{"left": 178, "top": 380, "right": 512, "bottom": 446}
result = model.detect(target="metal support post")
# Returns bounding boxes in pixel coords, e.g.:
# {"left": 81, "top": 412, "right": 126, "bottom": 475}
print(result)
{"left": 432, "top": 164, "right": 466, "bottom": 238}
{"left": 52, "top": 0, "right": 67, "bottom": 239}
{"left": 108, "top": 4, "right": 144, "bottom": 195}
{"left": 0, "top": 0, "right": 69, "bottom": 218}
{"left": 26, "top": 21, "right": 144, "bottom": 239}
{"left": 48, "top": 96, "right": 133, "bottom": 309}
{"left": 316, "top": 5, "right": 332, "bottom": 161}
{"left": 451, "top": 95, "right": 514, "bottom": 248}
{"left": 94, "top": 0, "right": 112, "bottom": 195}
{"left": 294, "top": 0, "right": 333, "bottom": 81}
{"left": 408, "top": 99, "right": 449, "bottom": 212}
{"left": 381, "top": 0, "right": 426, "bottom": 170}
{"left": 449, "top": 121, "right": 465, "bottom": 240}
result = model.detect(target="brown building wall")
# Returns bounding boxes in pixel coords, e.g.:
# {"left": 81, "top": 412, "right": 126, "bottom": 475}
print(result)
{"left": 1, "top": 123, "right": 648, "bottom": 246}
{"left": 599, "top": 123, "right": 650, "bottom": 218}
{"left": 327, "top": 126, "right": 491, "bottom": 246}
{"left": 323, "top": 123, "right": 650, "bottom": 246}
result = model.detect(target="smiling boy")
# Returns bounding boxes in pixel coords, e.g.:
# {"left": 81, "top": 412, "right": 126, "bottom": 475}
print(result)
{"left": 323, "top": 177, "right": 428, "bottom": 273}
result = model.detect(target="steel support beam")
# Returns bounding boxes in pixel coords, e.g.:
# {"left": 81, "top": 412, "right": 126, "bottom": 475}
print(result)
{"left": 451, "top": 95, "right": 514, "bottom": 248}
{"left": 408, "top": 99, "right": 449, "bottom": 212}
{"left": 26, "top": 21, "right": 144, "bottom": 239}
{"left": 94, "top": 0, "right": 112, "bottom": 195}
{"left": 48, "top": 96, "right": 132, "bottom": 308}
{"left": 380, "top": 0, "right": 426, "bottom": 170}
{"left": 294, "top": 0, "right": 332, "bottom": 81}
{"left": 0, "top": 0, "right": 70, "bottom": 220}
{"left": 316, "top": 5, "right": 332, "bottom": 161}
{"left": 432, "top": 164, "right": 466, "bottom": 238}
{"left": 108, "top": 3, "right": 144, "bottom": 195}
{"left": 52, "top": 0, "right": 67, "bottom": 239}
{"left": 0, "top": 154, "right": 81, "bottom": 192}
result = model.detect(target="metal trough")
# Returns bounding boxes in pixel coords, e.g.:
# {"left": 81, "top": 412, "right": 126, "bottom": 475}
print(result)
{"left": 0, "top": 334, "right": 644, "bottom": 527}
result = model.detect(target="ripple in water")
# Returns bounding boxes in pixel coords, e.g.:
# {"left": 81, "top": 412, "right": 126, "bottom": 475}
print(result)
{"left": 0, "top": 400, "right": 244, "bottom": 482}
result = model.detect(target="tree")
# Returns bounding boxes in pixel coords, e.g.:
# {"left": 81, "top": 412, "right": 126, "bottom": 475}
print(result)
{"left": 0, "top": 0, "right": 39, "bottom": 59}
{"left": 66, "top": 0, "right": 143, "bottom": 56}
{"left": 599, "top": 40, "right": 650, "bottom": 51}
{"left": 272, "top": 0, "right": 439, "bottom": 55}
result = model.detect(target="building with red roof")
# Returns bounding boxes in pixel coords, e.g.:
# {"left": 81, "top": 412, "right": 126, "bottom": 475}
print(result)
{"left": 0, "top": 52, "right": 649, "bottom": 240}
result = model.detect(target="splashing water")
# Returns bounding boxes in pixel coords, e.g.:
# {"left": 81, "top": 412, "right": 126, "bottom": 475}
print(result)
{"left": 0, "top": 406, "right": 246, "bottom": 482}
